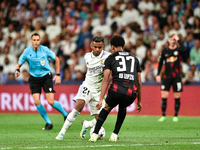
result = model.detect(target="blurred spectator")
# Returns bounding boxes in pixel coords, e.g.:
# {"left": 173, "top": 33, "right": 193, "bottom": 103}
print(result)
{"left": 62, "top": 68, "right": 72, "bottom": 82}
{"left": 61, "top": 32, "right": 77, "bottom": 61}
{"left": 136, "top": 38, "right": 147, "bottom": 62}
{"left": 0, "top": 46, "right": 17, "bottom": 65}
{"left": 157, "top": 7, "right": 167, "bottom": 30}
{"left": 141, "top": 47, "right": 152, "bottom": 70}
{"left": 76, "top": 25, "right": 92, "bottom": 51}
{"left": 75, "top": 70, "right": 85, "bottom": 81}
{"left": 6, "top": 72, "right": 19, "bottom": 84}
{"left": 9, "top": 32, "right": 26, "bottom": 56}
{"left": 194, "top": 1, "right": 200, "bottom": 18}
{"left": 15, "top": 4, "right": 29, "bottom": 26}
{"left": 66, "top": 17, "right": 81, "bottom": 38}
{"left": 169, "top": 21, "right": 187, "bottom": 40}
{"left": 138, "top": 0, "right": 154, "bottom": 14}
{"left": 122, "top": 27, "right": 137, "bottom": 46}
{"left": 3, "top": 23, "right": 17, "bottom": 39}
{"left": 143, "top": 59, "right": 156, "bottom": 83}
{"left": 183, "top": 32, "right": 195, "bottom": 63}
{"left": 30, "top": 20, "right": 45, "bottom": 40}
{"left": 42, "top": 2, "right": 53, "bottom": 18}
{"left": 0, "top": 65, "right": 8, "bottom": 84}
{"left": 21, "top": 69, "right": 30, "bottom": 84}
{"left": 46, "top": 9, "right": 61, "bottom": 27}
{"left": 40, "top": 34, "right": 50, "bottom": 47}
{"left": 182, "top": 62, "right": 200, "bottom": 83}
{"left": 190, "top": 38, "right": 200, "bottom": 68}
{"left": 91, "top": 15, "right": 111, "bottom": 37}
{"left": 121, "top": 2, "right": 139, "bottom": 26}
{"left": 32, "top": 9, "right": 45, "bottom": 27}
{"left": 192, "top": 17, "right": 200, "bottom": 39}
{"left": 45, "top": 17, "right": 61, "bottom": 41}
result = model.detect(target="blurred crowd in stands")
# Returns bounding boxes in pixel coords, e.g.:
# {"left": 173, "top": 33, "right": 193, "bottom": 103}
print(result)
{"left": 0, "top": 0, "right": 200, "bottom": 85}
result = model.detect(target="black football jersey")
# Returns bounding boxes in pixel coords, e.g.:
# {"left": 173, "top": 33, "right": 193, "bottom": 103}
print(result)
{"left": 104, "top": 51, "right": 141, "bottom": 97}
{"left": 157, "top": 40, "right": 186, "bottom": 79}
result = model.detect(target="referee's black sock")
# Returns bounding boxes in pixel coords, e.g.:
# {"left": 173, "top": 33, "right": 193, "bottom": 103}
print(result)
{"left": 113, "top": 108, "right": 126, "bottom": 135}
{"left": 161, "top": 98, "right": 167, "bottom": 116}
{"left": 174, "top": 98, "right": 180, "bottom": 116}
{"left": 93, "top": 108, "right": 109, "bottom": 134}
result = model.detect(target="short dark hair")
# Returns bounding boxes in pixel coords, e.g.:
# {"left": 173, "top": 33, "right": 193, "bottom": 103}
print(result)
{"left": 31, "top": 33, "right": 41, "bottom": 39}
{"left": 92, "top": 36, "right": 104, "bottom": 44}
{"left": 110, "top": 35, "right": 125, "bottom": 48}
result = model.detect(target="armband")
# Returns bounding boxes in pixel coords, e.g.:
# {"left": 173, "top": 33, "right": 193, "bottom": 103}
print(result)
{"left": 56, "top": 73, "right": 60, "bottom": 76}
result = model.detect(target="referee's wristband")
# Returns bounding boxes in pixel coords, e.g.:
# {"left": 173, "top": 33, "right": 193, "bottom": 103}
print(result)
{"left": 56, "top": 73, "right": 60, "bottom": 76}
{"left": 15, "top": 69, "right": 20, "bottom": 73}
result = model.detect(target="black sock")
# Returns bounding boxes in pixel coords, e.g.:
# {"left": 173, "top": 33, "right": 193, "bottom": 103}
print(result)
{"left": 93, "top": 108, "right": 109, "bottom": 134}
{"left": 113, "top": 108, "right": 126, "bottom": 135}
{"left": 161, "top": 98, "right": 167, "bottom": 116}
{"left": 174, "top": 98, "right": 180, "bottom": 116}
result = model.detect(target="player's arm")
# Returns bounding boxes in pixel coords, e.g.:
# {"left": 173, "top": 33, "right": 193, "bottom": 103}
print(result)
{"left": 15, "top": 63, "right": 22, "bottom": 78}
{"left": 174, "top": 34, "right": 187, "bottom": 53}
{"left": 53, "top": 56, "right": 61, "bottom": 85}
{"left": 137, "top": 72, "right": 142, "bottom": 113}
{"left": 156, "top": 50, "right": 164, "bottom": 83}
{"left": 96, "top": 69, "right": 111, "bottom": 110}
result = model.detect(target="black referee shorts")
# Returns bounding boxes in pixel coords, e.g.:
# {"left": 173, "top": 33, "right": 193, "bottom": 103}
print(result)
{"left": 29, "top": 72, "right": 55, "bottom": 94}
{"left": 106, "top": 89, "right": 136, "bottom": 109}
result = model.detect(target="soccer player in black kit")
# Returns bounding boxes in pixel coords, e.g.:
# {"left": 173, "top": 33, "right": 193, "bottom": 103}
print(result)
{"left": 89, "top": 35, "right": 143, "bottom": 142}
{"left": 156, "top": 34, "right": 186, "bottom": 122}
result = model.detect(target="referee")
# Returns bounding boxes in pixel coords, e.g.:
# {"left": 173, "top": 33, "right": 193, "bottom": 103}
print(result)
{"left": 15, "top": 33, "right": 68, "bottom": 130}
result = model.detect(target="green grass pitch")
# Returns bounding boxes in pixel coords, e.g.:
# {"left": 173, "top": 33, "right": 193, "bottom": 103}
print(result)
{"left": 0, "top": 114, "right": 200, "bottom": 150}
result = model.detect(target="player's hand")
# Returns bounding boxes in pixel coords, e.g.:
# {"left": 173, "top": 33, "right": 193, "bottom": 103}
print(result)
{"left": 53, "top": 75, "right": 61, "bottom": 85}
{"left": 156, "top": 75, "right": 161, "bottom": 83}
{"left": 173, "top": 34, "right": 179, "bottom": 41}
{"left": 15, "top": 71, "right": 20, "bottom": 78}
{"left": 96, "top": 100, "right": 103, "bottom": 110}
{"left": 136, "top": 102, "right": 143, "bottom": 113}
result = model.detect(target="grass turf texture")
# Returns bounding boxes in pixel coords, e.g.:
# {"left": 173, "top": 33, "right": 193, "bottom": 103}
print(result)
{"left": 0, "top": 114, "right": 199, "bottom": 150}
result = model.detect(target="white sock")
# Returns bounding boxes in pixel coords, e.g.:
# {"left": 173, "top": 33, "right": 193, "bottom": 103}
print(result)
{"left": 60, "top": 109, "right": 80, "bottom": 134}
{"left": 84, "top": 118, "right": 97, "bottom": 128}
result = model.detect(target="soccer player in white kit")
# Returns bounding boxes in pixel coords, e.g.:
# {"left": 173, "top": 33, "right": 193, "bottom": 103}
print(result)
{"left": 55, "top": 36, "right": 111, "bottom": 140}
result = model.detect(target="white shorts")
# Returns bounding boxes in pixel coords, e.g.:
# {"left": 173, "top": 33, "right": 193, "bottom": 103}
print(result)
{"left": 73, "top": 84, "right": 105, "bottom": 115}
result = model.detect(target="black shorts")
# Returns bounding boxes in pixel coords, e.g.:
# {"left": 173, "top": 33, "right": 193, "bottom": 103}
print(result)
{"left": 161, "top": 77, "right": 183, "bottom": 92}
{"left": 29, "top": 72, "right": 55, "bottom": 94}
{"left": 106, "top": 89, "right": 136, "bottom": 109}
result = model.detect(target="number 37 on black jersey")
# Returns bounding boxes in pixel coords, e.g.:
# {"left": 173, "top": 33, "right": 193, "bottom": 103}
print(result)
{"left": 103, "top": 51, "right": 141, "bottom": 97}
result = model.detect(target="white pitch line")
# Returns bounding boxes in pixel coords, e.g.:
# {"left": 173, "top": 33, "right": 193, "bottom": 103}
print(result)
{"left": 1, "top": 142, "right": 200, "bottom": 149}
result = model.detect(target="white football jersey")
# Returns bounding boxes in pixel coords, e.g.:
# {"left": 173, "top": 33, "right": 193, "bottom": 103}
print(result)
{"left": 83, "top": 50, "right": 111, "bottom": 92}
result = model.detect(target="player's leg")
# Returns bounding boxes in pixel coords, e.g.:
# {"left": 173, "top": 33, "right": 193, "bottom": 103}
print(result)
{"left": 89, "top": 104, "right": 112, "bottom": 142}
{"left": 81, "top": 92, "right": 103, "bottom": 139}
{"left": 33, "top": 93, "right": 53, "bottom": 130}
{"left": 110, "top": 95, "right": 134, "bottom": 142}
{"left": 55, "top": 99, "right": 85, "bottom": 140}
{"left": 81, "top": 118, "right": 96, "bottom": 139}
{"left": 46, "top": 93, "right": 68, "bottom": 120}
{"left": 90, "top": 90, "right": 118, "bottom": 142}
{"left": 158, "top": 91, "right": 169, "bottom": 122}
{"left": 29, "top": 75, "right": 52, "bottom": 130}
{"left": 172, "top": 78, "right": 182, "bottom": 122}
{"left": 158, "top": 79, "right": 170, "bottom": 122}
{"left": 43, "top": 73, "right": 68, "bottom": 120}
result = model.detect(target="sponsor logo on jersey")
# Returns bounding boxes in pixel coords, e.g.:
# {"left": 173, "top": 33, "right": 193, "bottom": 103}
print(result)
{"left": 166, "top": 56, "right": 177, "bottom": 62}
{"left": 119, "top": 73, "right": 134, "bottom": 81}
{"left": 40, "top": 60, "right": 45, "bottom": 66}
{"left": 88, "top": 66, "right": 103, "bottom": 74}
